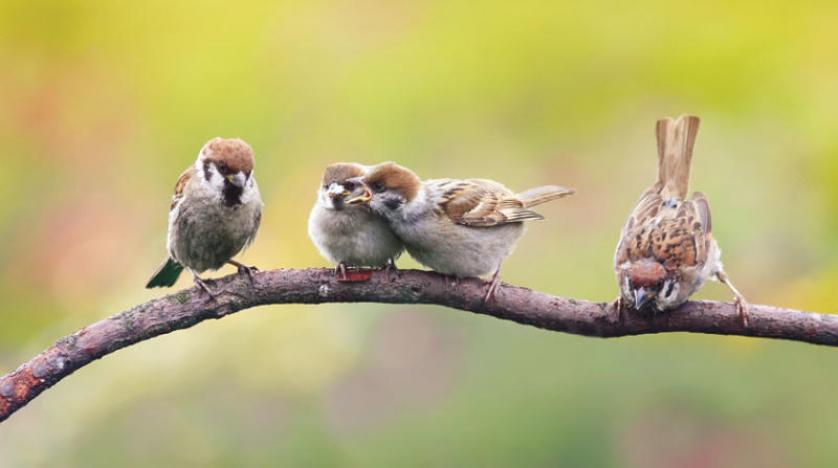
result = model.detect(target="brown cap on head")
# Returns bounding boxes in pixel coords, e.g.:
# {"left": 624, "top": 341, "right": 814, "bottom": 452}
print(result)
{"left": 627, "top": 260, "right": 666, "bottom": 288}
{"left": 322, "top": 163, "right": 366, "bottom": 186}
{"left": 363, "top": 162, "right": 421, "bottom": 202}
{"left": 201, "top": 137, "right": 254, "bottom": 175}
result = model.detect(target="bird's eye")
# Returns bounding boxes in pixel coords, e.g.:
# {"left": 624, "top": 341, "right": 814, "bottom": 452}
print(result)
{"left": 371, "top": 182, "right": 386, "bottom": 193}
{"left": 217, "top": 162, "right": 228, "bottom": 173}
{"left": 344, "top": 181, "right": 356, "bottom": 191}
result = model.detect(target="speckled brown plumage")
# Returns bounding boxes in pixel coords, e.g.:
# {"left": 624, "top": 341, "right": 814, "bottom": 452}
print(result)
{"left": 614, "top": 115, "right": 749, "bottom": 325}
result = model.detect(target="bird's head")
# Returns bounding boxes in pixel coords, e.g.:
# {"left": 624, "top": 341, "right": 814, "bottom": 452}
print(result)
{"left": 623, "top": 259, "right": 679, "bottom": 310}
{"left": 346, "top": 162, "right": 421, "bottom": 217}
{"left": 198, "top": 138, "right": 255, "bottom": 199}
{"left": 318, "top": 163, "right": 370, "bottom": 211}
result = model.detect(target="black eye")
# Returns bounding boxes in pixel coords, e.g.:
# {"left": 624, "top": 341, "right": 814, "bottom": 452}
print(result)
{"left": 344, "top": 181, "right": 356, "bottom": 191}
{"left": 217, "top": 162, "right": 228, "bottom": 173}
{"left": 371, "top": 182, "right": 386, "bottom": 193}
{"left": 384, "top": 197, "right": 403, "bottom": 210}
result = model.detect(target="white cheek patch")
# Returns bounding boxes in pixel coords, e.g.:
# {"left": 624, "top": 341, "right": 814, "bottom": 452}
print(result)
{"left": 327, "top": 183, "right": 345, "bottom": 196}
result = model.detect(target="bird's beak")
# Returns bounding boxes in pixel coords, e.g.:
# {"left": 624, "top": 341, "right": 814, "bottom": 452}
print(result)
{"left": 226, "top": 172, "right": 247, "bottom": 188}
{"left": 633, "top": 288, "right": 651, "bottom": 310}
{"left": 344, "top": 177, "right": 372, "bottom": 205}
{"left": 325, "top": 182, "right": 349, "bottom": 200}
{"left": 345, "top": 187, "right": 372, "bottom": 205}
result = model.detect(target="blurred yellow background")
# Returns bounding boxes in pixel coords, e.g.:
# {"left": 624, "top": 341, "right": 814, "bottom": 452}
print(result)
{"left": 1, "top": 0, "right": 837, "bottom": 466}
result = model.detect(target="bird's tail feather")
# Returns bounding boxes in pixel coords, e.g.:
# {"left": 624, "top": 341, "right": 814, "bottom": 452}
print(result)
{"left": 656, "top": 115, "right": 700, "bottom": 199}
{"left": 515, "top": 185, "right": 575, "bottom": 208}
{"left": 146, "top": 257, "right": 184, "bottom": 288}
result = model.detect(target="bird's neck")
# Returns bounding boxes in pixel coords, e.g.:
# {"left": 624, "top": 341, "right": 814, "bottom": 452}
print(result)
{"left": 399, "top": 185, "right": 430, "bottom": 222}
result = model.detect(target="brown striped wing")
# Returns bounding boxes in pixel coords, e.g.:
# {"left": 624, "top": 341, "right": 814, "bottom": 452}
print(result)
{"left": 431, "top": 179, "right": 543, "bottom": 227}
{"left": 170, "top": 166, "right": 195, "bottom": 211}
{"left": 615, "top": 187, "right": 711, "bottom": 270}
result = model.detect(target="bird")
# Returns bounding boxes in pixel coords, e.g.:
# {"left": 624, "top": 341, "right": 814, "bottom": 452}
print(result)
{"left": 308, "top": 162, "right": 404, "bottom": 279}
{"left": 345, "top": 162, "right": 574, "bottom": 300}
{"left": 614, "top": 115, "right": 749, "bottom": 325}
{"left": 146, "top": 137, "right": 263, "bottom": 295}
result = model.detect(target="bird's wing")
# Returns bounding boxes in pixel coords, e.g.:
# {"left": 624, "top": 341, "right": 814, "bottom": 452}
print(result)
{"left": 170, "top": 166, "right": 195, "bottom": 211}
{"left": 615, "top": 185, "right": 662, "bottom": 266}
{"left": 615, "top": 186, "right": 711, "bottom": 270}
{"left": 433, "top": 179, "right": 543, "bottom": 227}
{"left": 689, "top": 191, "right": 713, "bottom": 259}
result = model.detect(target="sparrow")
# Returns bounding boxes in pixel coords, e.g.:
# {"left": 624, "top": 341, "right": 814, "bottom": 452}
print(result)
{"left": 614, "top": 115, "right": 749, "bottom": 325}
{"left": 308, "top": 162, "right": 404, "bottom": 279}
{"left": 146, "top": 137, "right": 263, "bottom": 295}
{"left": 346, "top": 162, "right": 574, "bottom": 300}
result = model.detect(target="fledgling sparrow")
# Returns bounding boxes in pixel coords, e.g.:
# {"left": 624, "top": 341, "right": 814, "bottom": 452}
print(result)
{"left": 308, "top": 162, "right": 404, "bottom": 279}
{"left": 614, "top": 115, "right": 749, "bottom": 325}
{"left": 346, "top": 162, "right": 574, "bottom": 300}
{"left": 146, "top": 137, "right": 263, "bottom": 295}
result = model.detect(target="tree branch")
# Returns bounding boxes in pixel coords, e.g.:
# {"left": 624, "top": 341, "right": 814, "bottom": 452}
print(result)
{"left": 1, "top": 268, "right": 835, "bottom": 423}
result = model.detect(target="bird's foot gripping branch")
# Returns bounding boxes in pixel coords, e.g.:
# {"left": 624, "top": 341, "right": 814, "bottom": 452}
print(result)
{"left": 1, "top": 268, "right": 836, "bottom": 424}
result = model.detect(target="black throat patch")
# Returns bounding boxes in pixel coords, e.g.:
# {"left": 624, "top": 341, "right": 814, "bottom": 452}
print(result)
{"left": 223, "top": 180, "right": 244, "bottom": 206}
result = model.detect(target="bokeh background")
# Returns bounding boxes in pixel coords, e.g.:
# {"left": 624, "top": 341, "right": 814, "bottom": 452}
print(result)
{"left": 1, "top": 1, "right": 837, "bottom": 466}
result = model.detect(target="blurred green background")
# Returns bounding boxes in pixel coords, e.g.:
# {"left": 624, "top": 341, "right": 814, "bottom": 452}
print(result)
{"left": 1, "top": 0, "right": 837, "bottom": 466}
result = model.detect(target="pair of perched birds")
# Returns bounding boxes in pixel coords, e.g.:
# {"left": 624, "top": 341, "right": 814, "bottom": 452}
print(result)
{"left": 146, "top": 115, "right": 749, "bottom": 324}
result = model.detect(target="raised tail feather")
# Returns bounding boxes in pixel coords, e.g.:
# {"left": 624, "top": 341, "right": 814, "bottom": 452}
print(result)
{"left": 146, "top": 257, "right": 184, "bottom": 288}
{"left": 515, "top": 185, "right": 575, "bottom": 208}
{"left": 656, "top": 115, "right": 700, "bottom": 199}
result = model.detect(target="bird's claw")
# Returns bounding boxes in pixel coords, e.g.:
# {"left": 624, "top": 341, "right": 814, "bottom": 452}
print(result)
{"left": 334, "top": 262, "right": 349, "bottom": 281}
{"left": 483, "top": 275, "right": 501, "bottom": 304}
{"left": 613, "top": 296, "right": 625, "bottom": 324}
{"left": 735, "top": 296, "right": 750, "bottom": 328}
{"left": 237, "top": 264, "right": 258, "bottom": 284}
{"left": 193, "top": 276, "right": 218, "bottom": 300}
{"left": 383, "top": 259, "right": 401, "bottom": 282}
{"left": 227, "top": 260, "right": 258, "bottom": 285}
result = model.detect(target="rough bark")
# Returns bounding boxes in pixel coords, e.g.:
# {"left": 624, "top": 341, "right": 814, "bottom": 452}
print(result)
{"left": 1, "top": 268, "right": 835, "bottom": 423}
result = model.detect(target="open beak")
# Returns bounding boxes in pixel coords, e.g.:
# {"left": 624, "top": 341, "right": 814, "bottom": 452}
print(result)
{"left": 226, "top": 172, "right": 247, "bottom": 188}
{"left": 633, "top": 287, "right": 651, "bottom": 310}
{"left": 344, "top": 177, "right": 371, "bottom": 205}
{"left": 345, "top": 188, "right": 372, "bottom": 205}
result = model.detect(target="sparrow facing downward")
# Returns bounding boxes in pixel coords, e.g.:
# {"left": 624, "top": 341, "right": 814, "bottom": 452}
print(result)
{"left": 308, "top": 162, "right": 404, "bottom": 278}
{"left": 146, "top": 137, "right": 263, "bottom": 294}
{"left": 614, "top": 115, "right": 749, "bottom": 325}
{"left": 347, "top": 162, "right": 574, "bottom": 300}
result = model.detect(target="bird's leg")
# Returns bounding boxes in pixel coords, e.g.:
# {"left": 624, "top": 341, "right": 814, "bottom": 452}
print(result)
{"left": 334, "top": 262, "right": 348, "bottom": 281}
{"left": 227, "top": 259, "right": 257, "bottom": 284}
{"left": 190, "top": 271, "right": 217, "bottom": 300}
{"left": 383, "top": 258, "right": 401, "bottom": 282}
{"left": 716, "top": 269, "right": 750, "bottom": 327}
{"left": 483, "top": 268, "right": 502, "bottom": 304}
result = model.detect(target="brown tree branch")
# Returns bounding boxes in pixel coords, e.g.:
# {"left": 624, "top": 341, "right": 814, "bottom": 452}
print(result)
{"left": 1, "top": 267, "right": 835, "bottom": 423}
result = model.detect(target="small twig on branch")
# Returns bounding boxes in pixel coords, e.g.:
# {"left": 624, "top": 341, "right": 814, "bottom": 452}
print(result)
{"left": 1, "top": 268, "right": 835, "bottom": 423}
